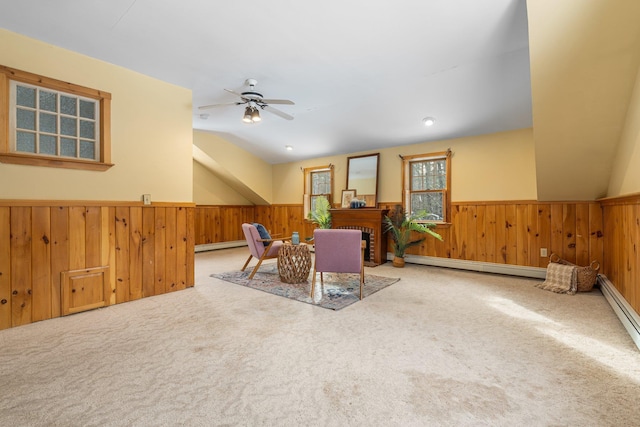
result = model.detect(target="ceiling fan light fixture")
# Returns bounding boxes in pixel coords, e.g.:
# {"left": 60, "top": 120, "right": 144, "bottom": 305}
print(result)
{"left": 422, "top": 117, "right": 436, "bottom": 127}
{"left": 242, "top": 107, "right": 253, "bottom": 123}
{"left": 251, "top": 107, "right": 261, "bottom": 122}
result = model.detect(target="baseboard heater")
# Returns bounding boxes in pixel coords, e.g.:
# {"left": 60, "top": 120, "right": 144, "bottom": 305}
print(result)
{"left": 396, "top": 253, "right": 640, "bottom": 351}
{"left": 397, "top": 253, "right": 547, "bottom": 279}
{"left": 195, "top": 240, "right": 246, "bottom": 252}
{"left": 598, "top": 275, "right": 640, "bottom": 351}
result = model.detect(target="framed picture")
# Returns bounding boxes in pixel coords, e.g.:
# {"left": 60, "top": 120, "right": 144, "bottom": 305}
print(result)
{"left": 341, "top": 189, "right": 357, "bottom": 208}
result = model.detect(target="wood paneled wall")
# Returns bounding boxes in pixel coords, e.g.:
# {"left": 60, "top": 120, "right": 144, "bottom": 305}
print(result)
{"left": 195, "top": 201, "right": 604, "bottom": 268}
{"left": 0, "top": 201, "right": 195, "bottom": 330}
{"left": 601, "top": 195, "right": 640, "bottom": 314}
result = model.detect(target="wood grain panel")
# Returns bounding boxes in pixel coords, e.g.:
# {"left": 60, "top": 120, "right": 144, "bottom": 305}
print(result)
{"left": 504, "top": 205, "right": 517, "bottom": 265}
{"left": 537, "top": 204, "right": 551, "bottom": 267}
{"left": 176, "top": 207, "right": 187, "bottom": 291}
{"left": 31, "top": 207, "right": 51, "bottom": 322}
{"left": 185, "top": 207, "right": 195, "bottom": 288}
{"left": 50, "top": 206, "right": 69, "bottom": 318}
{"left": 550, "top": 204, "right": 564, "bottom": 260}
{"left": 495, "top": 204, "right": 506, "bottom": 263}
{"left": 562, "top": 204, "right": 577, "bottom": 264}
{"left": 0, "top": 207, "right": 10, "bottom": 330}
{"left": 69, "top": 206, "right": 86, "bottom": 270}
{"left": 85, "top": 207, "right": 101, "bottom": 268}
{"left": 485, "top": 205, "right": 496, "bottom": 263}
{"left": 516, "top": 204, "right": 528, "bottom": 266}
{"left": 10, "top": 207, "right": 32, "bottom": 326}
{"left": 142, "top": 207, "right": 155, "bottom": 297}
{"left": 129, "top": 207, "right": 143, "bottom": 301}
{"left": 0, "top": 201, "right": 194, "bottom": 330}
{"left": 114, "top": 206, "right": 130, "bottom": 303}
{"left": 575, "top": 203, "right": 590, "bottom": 266}
{"left": 165, "top": 207, "right": 178, "bottom": 292}
{"left": 154, "top": 208, "right": 166, "bottom": 295}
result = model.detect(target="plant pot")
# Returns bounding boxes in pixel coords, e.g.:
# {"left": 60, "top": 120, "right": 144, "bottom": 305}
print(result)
{"left": 392, "top": 256, "right": 405, "bottom": 268}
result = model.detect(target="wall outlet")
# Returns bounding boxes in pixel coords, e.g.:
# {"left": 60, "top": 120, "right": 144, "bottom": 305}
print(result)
{"left": 540, "top": 247, "right": 548, "bottom": 257}
{"left": 142, "top": 194, "right": 151, "bottom": 205}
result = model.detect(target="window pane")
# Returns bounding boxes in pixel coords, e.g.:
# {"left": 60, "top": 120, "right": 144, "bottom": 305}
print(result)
{"left": 311, "top": 171, "right": 331, "bottom": 195}
{"left": 39, "top": 90, "right": 57, "bottom": 112}
{"left": 16, "top": 85, "right": 36, "bottom": 108}
{"left": 60, "top": 138, "right": 77, "bottom": 157}
{"left": 16, "top": 131, "right": 36, "bottom": 153}
{"left": 60, "top": 95, "right": 77, "bottom": 115}
{"left": 411, "top": 192, "right": 444, "bottom": 220}
{"left": 79, "top": 99, "right": 95, "bottom": 119}
{"left": 411, "top": 159, "right": 446, "bottom": 191}
{"left": 40, "top": 135, "right": 57, "bottom": 155}
{"left": 39, "top": 112, "right": 57, "bottom": 133}
{"left": 79, "top": 140, "right": 95, "bottom": 159}
{"left": 17, "top": 108, "right": 36, "bottom": 130}
{"left": 60, "top": 117, "right": 77, "bottom": 136}
{"left": 79, "top": 120, "right": 95, "bottom": 139}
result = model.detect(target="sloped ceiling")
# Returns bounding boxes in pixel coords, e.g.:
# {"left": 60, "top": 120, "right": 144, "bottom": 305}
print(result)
{"left": 528, "top": 0, "right": 640, "bottom": 201}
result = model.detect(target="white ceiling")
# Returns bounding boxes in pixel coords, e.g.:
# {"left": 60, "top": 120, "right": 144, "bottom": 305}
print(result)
{"left": 0, "top": 0, "right": 532, "bottom": 164}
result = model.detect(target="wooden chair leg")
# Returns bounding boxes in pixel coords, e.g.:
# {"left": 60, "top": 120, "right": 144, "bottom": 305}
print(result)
{"left": 248, "top": 258, "right": 264, "bottom": 279}
{"left": 241, "top": 254, "right": 253, "bottom": 272}
{"left": 310, "top": 266, "right": 317, "bottom": 298}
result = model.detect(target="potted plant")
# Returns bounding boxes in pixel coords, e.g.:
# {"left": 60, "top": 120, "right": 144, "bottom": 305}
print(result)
{"left": 306, "top": 196, "right": 332, "bottom": 240}
{"left": 383, "top": 204, "right": 443, "bottom": 267}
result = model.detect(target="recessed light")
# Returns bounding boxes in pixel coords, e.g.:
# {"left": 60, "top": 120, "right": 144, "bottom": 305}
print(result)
{"left": 422, "top": 117, "right": 436, "bottom": 126}
{"left": 285, "top": 145, "right": 293, "bottom": 151}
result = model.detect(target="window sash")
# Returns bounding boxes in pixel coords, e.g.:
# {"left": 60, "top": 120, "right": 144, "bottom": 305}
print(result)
{"left": 10, "top": 80, "right": 100, "bottom": 161}
{"left": 402, "top": 151, "right": 451, "bottom": 223}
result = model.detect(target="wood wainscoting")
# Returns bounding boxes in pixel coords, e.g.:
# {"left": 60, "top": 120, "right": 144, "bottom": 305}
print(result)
{"left": 600, "top": 194, "right": 640, "bottom": 315}
{"left": 196, "top": 201, "right": 604, "bottom": 269}
{"left": 0, "top": 201, "right": 195, "bottom": 330}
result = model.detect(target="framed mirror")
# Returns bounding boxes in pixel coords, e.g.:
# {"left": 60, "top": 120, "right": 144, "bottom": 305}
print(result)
{"left": 346, "top": 153, "right": 379, "bottom": 207}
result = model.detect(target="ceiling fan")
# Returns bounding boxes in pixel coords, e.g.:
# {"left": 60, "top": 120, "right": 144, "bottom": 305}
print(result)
{"left": 198, "top": 78, "right": 295, "bottom": 122}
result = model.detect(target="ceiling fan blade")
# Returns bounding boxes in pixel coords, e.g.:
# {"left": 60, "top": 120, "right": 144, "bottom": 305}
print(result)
{"left": 224, "top": 88, "right": 245, "bottom": 98}
{"left": 264, "top": 105, "right": 294, "bottom": 120}
{"left": 261, "top": 98, "right": 295, "bottom": 105}
{"left": 198, "top": 102, "right": 238, "bottom": 110}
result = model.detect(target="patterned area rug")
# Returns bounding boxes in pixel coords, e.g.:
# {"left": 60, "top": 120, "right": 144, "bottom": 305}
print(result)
{"left": 211, "top": 264, "right": 400, "bottom": 310}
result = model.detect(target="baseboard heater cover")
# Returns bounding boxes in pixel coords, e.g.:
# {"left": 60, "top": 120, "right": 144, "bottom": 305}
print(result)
{"left": 395, "top": 253, "right": 547, "bottom": 279}
{"left": 599, "top": 275, "right": 640, "bottom": 351}
{"left": 196, "top": 241, "right": 246, "bottom": 252}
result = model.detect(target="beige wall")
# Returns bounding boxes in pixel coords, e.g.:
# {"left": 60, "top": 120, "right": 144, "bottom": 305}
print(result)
{"left": 0, "top": 30, "right": 193, "bottom": 202}
{"left": 608, "top": 62, "right": 640, "bottom": 197}
{"left": 193, "top": 160, "right": 252, "bottom": 205}
{"left": 193, "top": 131, "right": 273, "bottom": 204}
{"left": 272, "top": 128, "right": 537, "bottom": 204}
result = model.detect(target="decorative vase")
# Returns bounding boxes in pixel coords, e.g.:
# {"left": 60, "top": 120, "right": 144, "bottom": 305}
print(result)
{"left": 392, "top": 256, "right": 405, "bottom": 268}
{"left": 292, "top": 231, "right": 300, "bottom": 245}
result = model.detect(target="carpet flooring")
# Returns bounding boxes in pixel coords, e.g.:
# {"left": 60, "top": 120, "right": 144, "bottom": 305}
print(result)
{"left": 1, "top": 247, "right": 639, "bottom": 426}
{"left": 212, "top": 264, "right": 400, "bottom": 310}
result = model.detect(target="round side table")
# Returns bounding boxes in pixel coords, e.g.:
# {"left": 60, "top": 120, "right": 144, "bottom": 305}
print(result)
{"left": 277, "top": 243, "right": 311, "bottom": 283}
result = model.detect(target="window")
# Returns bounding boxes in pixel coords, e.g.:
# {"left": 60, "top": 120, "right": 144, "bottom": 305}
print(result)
{"left": 303, "top": 165, "right": 334, "bottom": 218}
{"left": 0, "top": 65, "right": 112, "bottom": 171}
{"left": 402, "top": 150, "right": 451, "bottom": 222}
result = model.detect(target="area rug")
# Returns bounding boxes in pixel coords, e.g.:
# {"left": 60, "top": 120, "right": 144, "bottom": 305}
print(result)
{"left": 211, "top": 264, "right": 400, "bottom": 310}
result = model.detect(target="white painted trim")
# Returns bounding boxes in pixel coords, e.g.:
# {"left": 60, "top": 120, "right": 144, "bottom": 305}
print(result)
{"left": 599, "top": 275, "right": 640, "bottom": 351}
{"left": 391, "top": 253, "right": 547, "bottom": 279}
{"left": 195, "top": 241, "right": 246, "bottom": 252}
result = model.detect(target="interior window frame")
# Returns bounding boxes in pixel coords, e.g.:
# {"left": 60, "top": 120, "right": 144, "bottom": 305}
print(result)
{"left": 0, "top": 65, "right": 113, "bottom": 171}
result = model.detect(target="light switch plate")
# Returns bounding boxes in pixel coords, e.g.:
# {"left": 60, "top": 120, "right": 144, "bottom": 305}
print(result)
{"left": 143, "top": 194, "right": 151, "bottom": 205}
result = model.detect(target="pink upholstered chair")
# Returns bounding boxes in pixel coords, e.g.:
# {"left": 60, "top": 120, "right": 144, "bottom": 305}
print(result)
{"left": 241, "top": 223, "right": 290, "bottom": 279}
{"left": 311, "top": 229, "right": 366, "bottom": 299}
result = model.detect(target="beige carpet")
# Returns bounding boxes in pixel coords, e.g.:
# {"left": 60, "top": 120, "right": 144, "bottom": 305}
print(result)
{"left": 1, "top": 247, "right": 639, "bottom": 426}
